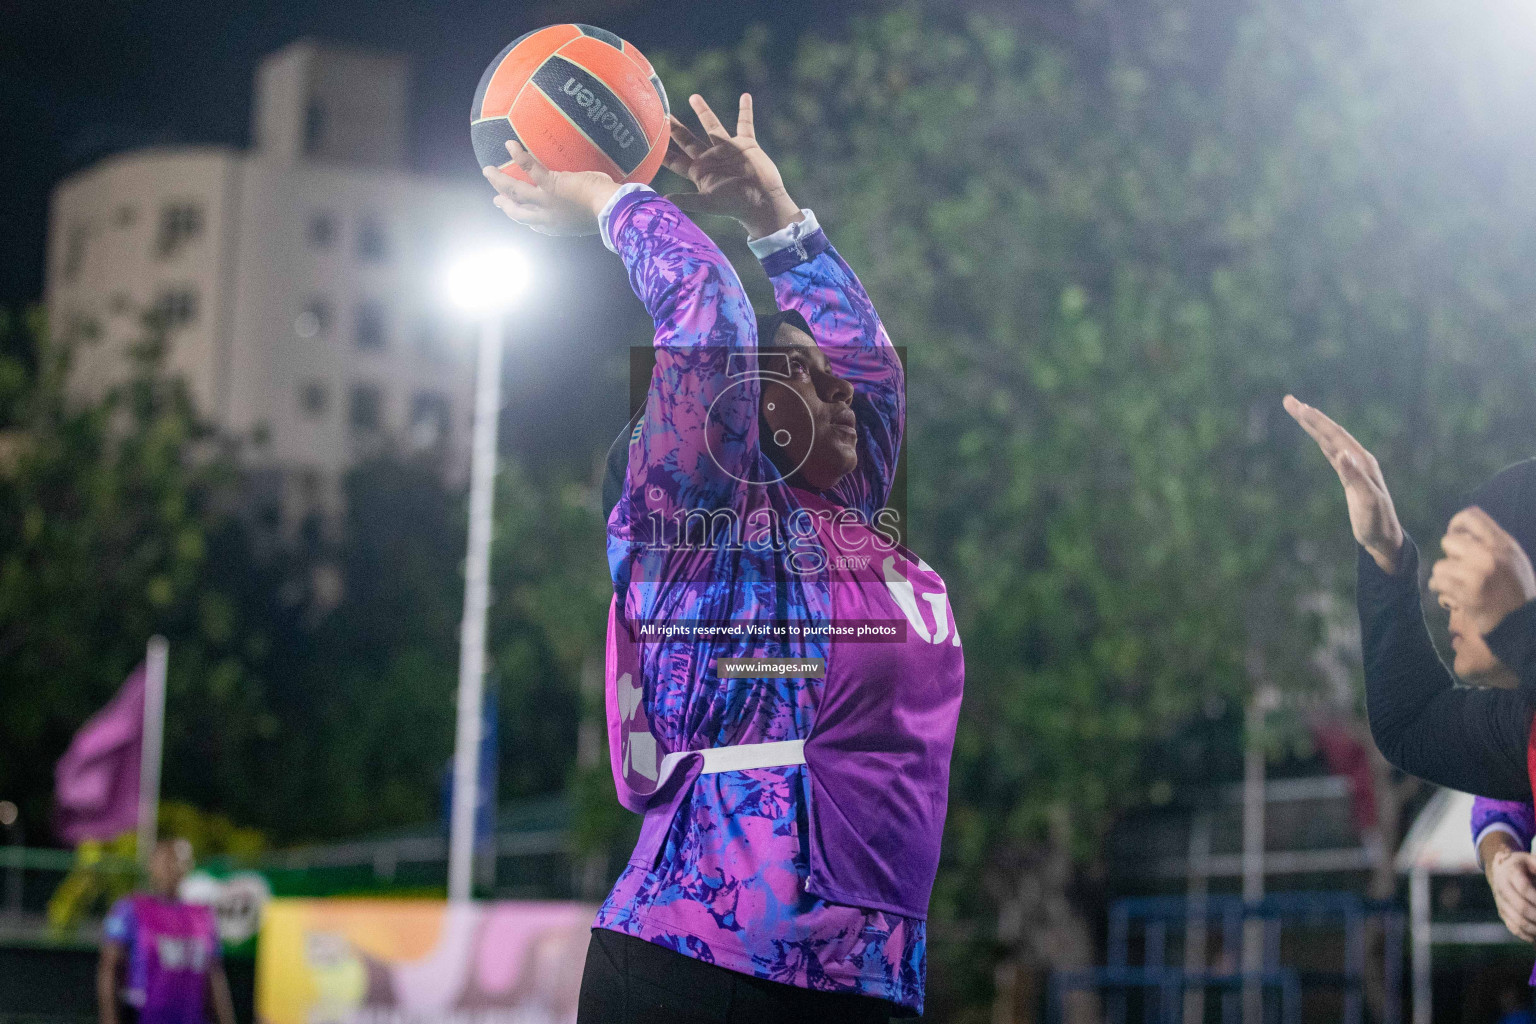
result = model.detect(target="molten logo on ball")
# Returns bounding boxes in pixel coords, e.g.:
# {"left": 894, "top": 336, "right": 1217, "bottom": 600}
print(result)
{"left": 561, "top": 78, "right": 638, "bottom": 150}
{"left": 470, "top": 23, "right": 669, "bottom": 184}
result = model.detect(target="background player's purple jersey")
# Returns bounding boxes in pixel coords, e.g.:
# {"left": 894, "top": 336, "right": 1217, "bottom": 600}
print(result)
{"left": 103, "top": 894, "right": 220, "bottom": 1024}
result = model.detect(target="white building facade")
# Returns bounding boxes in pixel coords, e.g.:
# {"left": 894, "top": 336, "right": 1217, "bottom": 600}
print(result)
{"left": 46, "top": 40, "right": 493, "bottom": 534}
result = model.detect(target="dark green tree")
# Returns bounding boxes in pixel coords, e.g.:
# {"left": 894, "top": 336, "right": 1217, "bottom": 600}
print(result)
{"left": 0, "top": 306, "right": 288, "bottom": 847}
{"left": 653, "top": 2, "right": 1536, "bottom": 1017}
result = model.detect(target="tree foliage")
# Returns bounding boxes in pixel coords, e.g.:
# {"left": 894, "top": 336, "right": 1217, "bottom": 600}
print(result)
{"left": 0, "top": 307, "right": 272, "bottom": 843}
{"left": 0, "top": 309, "right": 607, "bottom": 847}
{"left": 654, "top": 0, "right": 1536, "bottom": 1013}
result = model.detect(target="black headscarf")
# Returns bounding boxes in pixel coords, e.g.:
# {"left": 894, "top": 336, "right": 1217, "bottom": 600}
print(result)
{"left": 601, "top": 310, "right": 815, "bottom": 521}
{"left": 1463, "top": 458, "right": 1536, "bottom": 557}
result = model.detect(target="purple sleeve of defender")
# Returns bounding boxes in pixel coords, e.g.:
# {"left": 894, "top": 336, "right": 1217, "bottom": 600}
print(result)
{"left": 762, "top": 229, "right": 904, "bottom": 518}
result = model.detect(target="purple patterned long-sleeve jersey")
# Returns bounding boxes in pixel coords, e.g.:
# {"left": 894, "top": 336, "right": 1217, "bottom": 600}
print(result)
{"left": 593, "top": 191, "right": 962, "bottom": 1016}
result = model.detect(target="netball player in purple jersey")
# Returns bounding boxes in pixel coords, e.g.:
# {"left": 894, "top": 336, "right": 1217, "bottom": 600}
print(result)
{"left": 485, "top": 93, "right": 965, "bottom": 1023}
{"left": 98, "top": 839, "right": 235, "bottom": 1024}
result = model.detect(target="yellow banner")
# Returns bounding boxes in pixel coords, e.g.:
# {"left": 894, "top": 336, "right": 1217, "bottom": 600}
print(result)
{"left": 256, "top": 898, "right": 595, "bottom": 1024}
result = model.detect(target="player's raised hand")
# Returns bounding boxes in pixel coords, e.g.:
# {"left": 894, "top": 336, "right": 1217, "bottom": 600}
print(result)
{"left": 1489, "top": 849, "right": 1536, "bottom": 943}
{"left": 483, "top": 140, "right": 619, "bottom": 236}
{"left": 1429, "top": 506, "right": 1536, "bottom": 636}
{"left": 664, "top": 93, "right": 802, "bottom": 239}
{"left": 1283, "top": 395, "right": 1405, "bottom": 574}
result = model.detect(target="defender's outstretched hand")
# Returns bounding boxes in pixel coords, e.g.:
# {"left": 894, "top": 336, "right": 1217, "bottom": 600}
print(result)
{"left": 1429, "top": 507, "right": 1536, "bottom": 637}
{"left": 1283, "top": 395, "right": 1405, "bottom": 574}
{"left": 483, "top": 140, "right": 619, "bottom": 237}
{"left": 664, "top": 93, "right": 802, "bottom": 239}
{"left": 1488, "top": 848, "right": 1536, "bottom": 943}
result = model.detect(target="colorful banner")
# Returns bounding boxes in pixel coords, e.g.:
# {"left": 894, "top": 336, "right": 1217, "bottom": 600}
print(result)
{"left": 256, "top": 898, "right": 595, "bottom": 1024}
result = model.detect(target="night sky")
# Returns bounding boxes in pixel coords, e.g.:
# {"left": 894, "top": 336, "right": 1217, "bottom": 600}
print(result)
{"left": 1, "top": 0, "right": 849, "bottom": 466}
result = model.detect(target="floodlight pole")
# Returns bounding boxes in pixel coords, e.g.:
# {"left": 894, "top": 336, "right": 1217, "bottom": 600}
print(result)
{"left": 136, "top": 636, "right": 169, "bottom": 866}
{"left": 448, "top": 311, "right": 504, "bottom": 903}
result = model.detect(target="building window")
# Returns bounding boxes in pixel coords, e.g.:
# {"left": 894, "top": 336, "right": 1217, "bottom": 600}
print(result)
{"left": 62, "top": 224, "right": 87, "bottom": 282}
{"left": 152, "top": 288, "right": 199, "bottom": 329}
{"left": 300, "top": 511, "right": 325, "bottom": 549}
{"left": 308, "top": 212, "right": 336, "bottom": 248}
{"left": 299, "top": 380, "right": 329, "bottom": 419}
{"left": 357, "top": 216, "right": 389, "bottom": 263}
{"left": 408, "top": 391, "right": 451, "bottom": 451}
{"left": 155, "top": 203, "right": 203, "bottom": 258}
{"left": 413, "top": 315, "right": 442, "bottom": 361}
{"left": 248, "top": 467, "right": 283, "bottom": 530}
{"left": 349, "top": 384, "right": 383, "bottom": 432}
{"left": 354, "top": 300, "right": 387, "bottom": 350}
{"left": 303, "top": 102, "right": 325, "bottom": 155}
{"left": 295, "top": 297, "right": 332, "bottom": 338}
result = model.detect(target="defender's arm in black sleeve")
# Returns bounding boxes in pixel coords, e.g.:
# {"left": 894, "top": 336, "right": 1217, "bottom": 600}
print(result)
{"left": 1360, "top": 536, "right": 1534, "bottom": 800}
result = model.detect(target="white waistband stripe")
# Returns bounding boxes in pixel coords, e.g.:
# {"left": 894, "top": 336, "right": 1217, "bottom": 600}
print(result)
{"left": 657, "top": 739, "right": 807, "bottom": 779}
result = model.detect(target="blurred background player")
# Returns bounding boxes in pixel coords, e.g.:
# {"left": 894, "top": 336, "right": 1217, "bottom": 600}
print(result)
{"left": 98, "top": 839, "right": 236, "bottom": 1024}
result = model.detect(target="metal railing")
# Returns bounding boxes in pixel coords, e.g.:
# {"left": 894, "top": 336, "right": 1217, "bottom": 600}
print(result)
{"left": 1054, "top": 891, "right": 1405, "bottom": 1024}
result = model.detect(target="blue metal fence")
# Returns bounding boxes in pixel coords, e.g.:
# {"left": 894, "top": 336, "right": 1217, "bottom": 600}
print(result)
{"left": 1054, "top": 891, "right": 1405, "bottom": 1024}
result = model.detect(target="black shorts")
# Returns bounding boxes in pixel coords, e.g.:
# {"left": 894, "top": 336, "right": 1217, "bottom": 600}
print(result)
{"left": 576, "top": 927, "right": 900, "bottom": 1024}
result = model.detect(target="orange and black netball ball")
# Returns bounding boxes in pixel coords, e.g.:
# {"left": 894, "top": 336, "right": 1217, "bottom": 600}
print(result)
{"left": 471, "top": 24, "right": 670, "bottom": 186}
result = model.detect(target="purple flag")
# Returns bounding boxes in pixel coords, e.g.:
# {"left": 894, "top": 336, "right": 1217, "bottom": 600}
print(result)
{"left": 54, "top": 664, "right": 145, "bottom": 844}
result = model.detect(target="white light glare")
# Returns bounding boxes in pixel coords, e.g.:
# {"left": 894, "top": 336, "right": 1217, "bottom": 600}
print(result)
{"left": 443, "top": 246, "right": 532, "bottom": 313}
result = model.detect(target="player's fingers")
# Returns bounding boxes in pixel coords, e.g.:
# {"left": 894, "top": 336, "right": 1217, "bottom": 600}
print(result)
{"left": 1510, "top": 861, "right": 1536, "bottom": 897}
{"left": 1515, "top": 894, "right": 1536, "bottom": 930}
{"left": 1455, "top": 507, "right": 1510, "bottom": 550}
{"left": 1439, "top": 531, "right": 1478, "bottom": 560}
{"left": 690, "top": 94, "right": 731, "bottom": 140}
{"left": 494, "top": 173, "right": 546, "bottom": 206}
{"left": 662, "top": 138, "right": 695, "bottom": 178}
{"left": 1511, "top": 904, "right": 1536, "bottom": 941}
{"left": 668, "top": 116, "right": 707, "bottom": 158}
{"left": 1289, "top": 397, "right": 1371, "bottom": 466}
{"left": 504, "top": 140, "right": 554, "bottom": 188}
{"left": 736, "top": 93, "right": 755, "bottom": 139}
{"left": 1283, "top": 396, "right": 1343, "bottom": 459}
{"left": 1428, "top": 556, "right": 1468, "bottom": 585}
{"left": 1336, "top": 451, "right": 1378, "bottom": 492}
{"left": 482, "top": 165, "right": 525, "bottom": 201}
{"left": 485, "top": 173, "right": 552, "bottom": 216}
{"left": 1282, "top": 396, "right": 1329, "bottom": 452}
{"left": 493, "top": 195, "right": 547, "bottom": 225}
{"left": 690, "top": 146, "right": 751, "bottom": 171}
